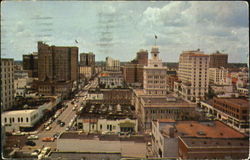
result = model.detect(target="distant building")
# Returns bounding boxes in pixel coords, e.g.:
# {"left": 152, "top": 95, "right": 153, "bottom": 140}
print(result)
{"left": 1, "top": 58, "right": 14, "bottom": 111}
{"left": 175, "top": 49, "right": 209, "bottom": 102}
{"left": 122, "top": 64, "right": 144, "bottom": 87}
{"left": 209, "top": 51, "right": 228, "bottom": 68}
{"left": 80, "top": 52, "right": 95, "bottom": 66}
{"left": 79, "top": 65, "right": 94, "bottom": 81}
{"left": 136, "top": 49, "right": 148, "bottom": 66}
{"left": 166, "top": 71, "right": 177, "bottom": 92}
{"left": 143, "top": 46, "right": 167, "bottom": 95}
{"left": 152, "top": 120, "right": 248, "bottom": 159}
{"left": 209, "top": 67, "right": 229, "bottom": 85}
{"left": 105, "top": 57, "right": 120, "bottom": 71}
{"left": 37, "top": 42, "right": 78, "bottom": 98}
{"left": 200, "top": 97, "right": 249, "bottom": 131}
{"left": 22, "top": 52, "right": 38, "bottom": 77}
{"left": 99, "top": 72, "right": 124, "bottom": 89}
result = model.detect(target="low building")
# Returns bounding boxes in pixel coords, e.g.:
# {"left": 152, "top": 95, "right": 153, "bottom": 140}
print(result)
{"left": 210, "top": 84, "right": 233, "bottom": 94}
{"left": 99, "top": 72, "right": 124, "bottom": 89}
{"left": 152, "top": 120, "right": 248, "bottom": 159}
{"left": 200, "top": 97, "right": 249, "bottom": 132}
{"left": 137, "top": 94, "right": 196, "bottom": 130}
{"left": 1, "top": 109, "right": 41, "bottom": 132}
{"left": 56, "top": 132, "right": 146, "bottom": 158}
{"left": 76, "top": 103, "right": 137, "bottom": 134}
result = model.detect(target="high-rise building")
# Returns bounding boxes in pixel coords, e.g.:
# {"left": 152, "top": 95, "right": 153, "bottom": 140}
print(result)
{"left": 175, "top": 49, "right": 209, "bottom": 102}
{"left": 209, "top": 51, "right": 228, "bottom": 68}
{"left": 23, "top": 52, "right": 38, "bottom": 77}
{"left": 123, "top": 64, "right": 143, "bottom": 86}
{"left": 105, "top": 57, "right": 120, "bottom": 71}
{"left": 37, "top": 42, "right": 78, "bottom": 98}
{"left": 1, "top": 58, "right": 14, "bottom": 111}
{"left": 80, "top": 52, "right": 95, "bottom": 66}
{"left": 136, "top": 49, "right": 148, "bottom": 66}
{"left": 143, "top": 46, "right": 167, "bottom": 95}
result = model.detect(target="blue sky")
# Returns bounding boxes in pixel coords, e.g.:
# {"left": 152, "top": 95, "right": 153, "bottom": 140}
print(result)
{"left": 1, "top": 1, "right": 249, "bottom": 62}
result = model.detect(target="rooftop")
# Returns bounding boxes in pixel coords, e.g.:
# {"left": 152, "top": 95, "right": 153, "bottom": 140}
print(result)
{"left": 214, "top": 97, "right": 249, "bottom": 108}
{"left": 2, "top": 109, "right": 37, "bottom": 116}
{"left": 180, "top": 137, "right": 249, "bottom": 147}
{"left": 175, "top": 121, "right": 246, "bottom": 138}
{"left": 79, "top": 103, "right": 136, "bottom": 120}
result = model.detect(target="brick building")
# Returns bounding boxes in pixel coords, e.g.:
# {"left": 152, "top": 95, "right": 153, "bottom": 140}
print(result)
{"left": 37, "top": 42, "right": 78, "bottom": 98}
{"left": 136, "top": 49, "right": 148, "bottom": 66}
{"left": 122, "top": 64, "right": 144, "bottom": 87}
{"left": 209, "top": 51, "right": 228, "bottom": 68}
{"left": 22, "top": 52, "right": 38, "bottom": 77}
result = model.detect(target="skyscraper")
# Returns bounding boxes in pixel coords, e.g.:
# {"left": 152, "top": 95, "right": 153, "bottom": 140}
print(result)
{"left": 1, "top": 58, "right": 14, "bottom": 111}
{"left": 23, "top": 52, "right": 38, "bottom": 77}
{"left": 176, "top": 49, "right": 209, "bottom": 102}
{"left": 209, "top": 51, "right": 228, "bottom": 68}
{"left": 143, "top": 46, "right": 167, "bottom": 95}
{"left": 37, "top": 42, "right": 78, "bottom": 98}
{"left": 136, "top": 49, "right": 148, "bottom": 66}
{"left": 80, "top": 52, "right": 95, "bottom": 66}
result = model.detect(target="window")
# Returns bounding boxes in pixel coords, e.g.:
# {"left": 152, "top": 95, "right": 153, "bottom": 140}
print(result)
{"left": 100, "top": 124, "right": 102, "bottom": 130}
{"left": 21, "top": 117, "right": 23, "bottom": 122}
{"left": 12, "top": 118, "right": 15, "bottom": 123}
{"left": 18, "top": 118, "right": 20, "bottom": 122}
{"left": 4, "top": 118, "right": 7, "bottom": 123}
{"left": 26, "top": 118, "right": 29, "bottom": 122}
{"left": 107, "top": 125, "right": 109, "bottom": 129}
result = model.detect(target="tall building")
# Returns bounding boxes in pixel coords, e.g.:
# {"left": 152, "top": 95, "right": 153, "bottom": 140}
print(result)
{"left": 1, "top": 58, "right": 14, "bottom": 111}
{"left": 22, "top": 52, "right": 38, "bottom": 77}
{"left": 105, "top": 57, "right": 120, "bottom": 71}
{"left": 175, "top": 49, "right": 209, "bottom": 102}
{"left": 80, "top": 52, "right": 95, "bottom": 66}
{"left": 123, "top": 64, "right": 144, "bottom": 86}
{"left": 143, "top": 46, "right": 167, "bottom": 95}
{"left": 209, "top": 51, "right": 228, "bottom": 68}
{"left": 37, "top": 42, "right": 78, "bottom": 98}
{"left": 136, "top": 49, "right": 148, "bottom": 66}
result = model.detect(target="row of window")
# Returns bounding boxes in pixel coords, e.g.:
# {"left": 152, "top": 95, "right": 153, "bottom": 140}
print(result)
{"left": 4, "top": 117, "right": 29, "bottom": 123}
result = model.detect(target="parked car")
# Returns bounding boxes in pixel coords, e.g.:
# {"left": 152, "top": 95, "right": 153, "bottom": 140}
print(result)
{"left": 31, "top": 149, "right": 41, "bottom": 156}
{"left": 57, "top": 120, "right": 62, "bottom": 124}
{"left": 60, "top": 122, "right": 65, "bottom": 127}
{"left": 27, "top": 135, "right": 39, "bottom": 140}
{"left": 42, "top": 137, "right": 55, "bottom": 142}
{"left": 53, "top": 133, "right": 59, "bottom": 138}
{"left": 65, "top": 127, "right": 70, "bottom": 131}
{"left": 12, "top": 131, "right": 25, "bottom": 136}
{"left": 45, "top": 126, "right": 51, "bottom": 131}
{"left": 25, "top": 140, "right": 36, "bottom": 146}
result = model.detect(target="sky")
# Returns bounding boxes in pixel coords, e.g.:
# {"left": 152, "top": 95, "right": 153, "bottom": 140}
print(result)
{"left": 1, "top": 1, "right": 249, "bottom": 62}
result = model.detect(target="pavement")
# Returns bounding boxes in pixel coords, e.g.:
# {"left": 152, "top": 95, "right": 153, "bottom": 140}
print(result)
{"left": 17, "top": 78, "right": 99, "bottom": 154}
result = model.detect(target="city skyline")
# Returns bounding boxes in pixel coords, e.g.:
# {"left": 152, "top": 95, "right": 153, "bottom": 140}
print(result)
{"left": 1, "top": 1, "right": 249, "bottom": 63}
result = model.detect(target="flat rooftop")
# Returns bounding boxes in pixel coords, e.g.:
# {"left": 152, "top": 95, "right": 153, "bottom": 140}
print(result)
{"left": 58, "top": 132, "right": 146, "bottom": 158}
{"left": 2, "top": 109, "right": 37, "bottom": 115}
{"left": 214, "top": 98, "right": 249, "bottom": 108}
{"left": 79, "top": 103, "right": 136, "bottom": 120}
{"left": 176, "top": 121, "right": 246, "bottom": 138}
{"left": 180, "top": 137, "right": 249, "bottom": 147}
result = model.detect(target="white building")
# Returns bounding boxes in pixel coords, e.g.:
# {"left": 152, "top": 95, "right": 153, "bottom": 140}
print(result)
{"left": 175, "top": 50, "right": 209, "bottom": 102}
{"left": 105, "top": 57, "right": 120, "bottom": 71}
{"left": 143, "top": 46, "right": 167, "bottom": 95}
{"left": 1, "top": 58, "right": 15, "bottom": 111}
{"left": 209, "top": 67, "right": 229, "bottom": 85}
{"left": 1, "top": 109, "right": 41, "bottom": 132}
{"left": 99, "top": 72, "right": 124, "bottom": 88}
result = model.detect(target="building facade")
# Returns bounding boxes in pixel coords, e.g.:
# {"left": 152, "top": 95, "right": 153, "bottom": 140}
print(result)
{"left": 122, "top": 64, "right": 144, "bottom": 87}
{"left": 175, "top": 49, "right": 209, "bottom": 102}
{"left": 208, "top": 67, "right": 229, "bottom": 85}
{"left": 136, "top": 49, "right": 148, "bottom": 66}
{"left": 1, "top": 58, "right": 15, "bottom": 111}
{"left": 80, "top": 52, "right": 95, "bottom": 66}
{"left": 209, "top": 51, "right": 228, "bottom": 68}
{"left": 99, "top": 72, "right": 124, "bottom": 89}
{"left": 37, "top": 42, "right": 78, "bottom": 98}
{"left": 143, "top": 47, "right": 167, "bottom": 95}
{"left": 105, "top": 57, "right": 120, "bottom": 71}
{"left": 22, "top": 52, "right": 38, "bottom": 77}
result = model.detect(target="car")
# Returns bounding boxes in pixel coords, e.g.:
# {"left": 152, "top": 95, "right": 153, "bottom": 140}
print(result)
{"left": 27, "top": 135, "right": 39, "bottom": 140}
{"left": 42, "top": 137, "right": 55, "bottom": 142}
{"left": 31, "top": 149, "right": 41, "bottom": 156}
{"left": 65, "top": 127, "right": 70, "bottom": 131}
{"left": 25, "top": 140, "right": 36, "bottom": 146}
{"left": 53, "top": 133, "right": 59, "bottom": 138}
{"left": 57, "top": 120, "right": 62, "bottom": 124}
{"left": 12, "top": 131, "right": 25, "bottom": 136}
{"left": 45, "top": 126, "right": 51, "bottom": 131}
{"left": 72, "top": 107, "right": 76, "bottom": 111}
{"left": 60, "top": 122, "right": 65, "bottom": 127}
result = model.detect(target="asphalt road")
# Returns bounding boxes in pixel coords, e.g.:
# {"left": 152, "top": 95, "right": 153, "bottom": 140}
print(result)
{"left": 20, "top": 77, "right": 98, "bottom": 153}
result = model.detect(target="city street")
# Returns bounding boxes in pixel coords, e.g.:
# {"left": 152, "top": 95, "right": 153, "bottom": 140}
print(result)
{"left": 20, "top": 78, "right": 98, "bottom": 153}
